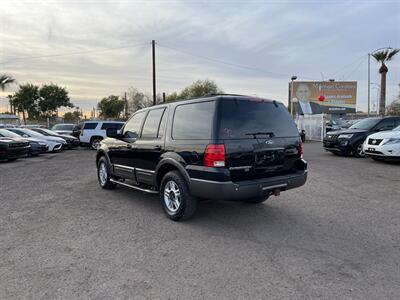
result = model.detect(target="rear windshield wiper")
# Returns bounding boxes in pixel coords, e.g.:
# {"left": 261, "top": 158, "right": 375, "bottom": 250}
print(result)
{"left": 245, "top": 132, "right": 275, "bottom": 138}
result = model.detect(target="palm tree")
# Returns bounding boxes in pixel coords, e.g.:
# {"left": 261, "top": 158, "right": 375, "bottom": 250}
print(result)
{"left": 0, "top": 74, "right": 16, "bottom": 91}
{"left": 372, "top": 49, "right": 400, "bottom": 115}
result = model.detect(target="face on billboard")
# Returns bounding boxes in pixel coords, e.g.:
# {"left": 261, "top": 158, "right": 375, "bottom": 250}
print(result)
{"left": 295, "top": 84, "right": 311, "bottom": 101}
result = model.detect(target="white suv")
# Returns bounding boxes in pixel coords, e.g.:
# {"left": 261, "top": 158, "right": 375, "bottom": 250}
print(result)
{"left": 80, "top": 121, "right": 124, "bottom": 149}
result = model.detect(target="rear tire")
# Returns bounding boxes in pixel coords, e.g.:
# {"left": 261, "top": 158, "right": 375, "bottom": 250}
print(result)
{"left": 97, "top": 156, "right": 116, "bottom": 189}
{"left": 160, "top": 171, "right": 197, "bottom": 221}
{"left": 91, "top": 137, "right": 103, "bottom": 150}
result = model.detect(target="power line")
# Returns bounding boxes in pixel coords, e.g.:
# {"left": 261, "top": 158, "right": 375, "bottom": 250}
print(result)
{"left": 328, "top": 54, "right": 366, "bottom": 78}
{"left": 343, "top": 58, "right": 366, "bottom": 81}
{"left": 156, "top": 42, "right": 317, "bottom": 80}
{"left": 0, "top": 41, "right": 150, "bottom": 65}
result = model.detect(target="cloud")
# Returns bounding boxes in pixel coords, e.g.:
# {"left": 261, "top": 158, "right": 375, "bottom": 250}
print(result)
{"left": 0, "top": 0, "right": 399, "bottom": 114}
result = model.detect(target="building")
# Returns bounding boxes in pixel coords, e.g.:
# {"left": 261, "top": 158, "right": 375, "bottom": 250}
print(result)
{"left": 0, "top": 114, "right": 20, "bottom": 126}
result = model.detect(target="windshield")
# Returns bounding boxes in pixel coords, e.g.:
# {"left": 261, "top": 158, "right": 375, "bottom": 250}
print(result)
{"left": 0, "top": 129, "right": 21, "bottom": 138}
{"left": 218, "top": 99, "right": 299, "bottom": 139}
{"left": 19, "top": 129, "right": 46, "bottom": 138}
{"left": 52, "top": 124, "right": 73, "bottom": 131}
{"left": 349, "top": 118, "right": 381, "bottom": 130}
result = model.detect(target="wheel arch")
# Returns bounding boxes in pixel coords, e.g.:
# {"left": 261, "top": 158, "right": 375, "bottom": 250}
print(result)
{"left": 154, "top": 158, "right": 191, "bottom": 190}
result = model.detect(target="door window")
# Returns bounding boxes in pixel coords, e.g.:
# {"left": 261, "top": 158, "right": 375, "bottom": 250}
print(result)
{"left": 101, "top": 122, "right": 123, "bottom": 130}
{"left": 123, "top": 111, "right": 146, "bottom": 138}
{"left": 375, "top": 119, "right": 395, "bottom": 131}
{"left": 141, "top": 108, "right": 166, "bottom": 139}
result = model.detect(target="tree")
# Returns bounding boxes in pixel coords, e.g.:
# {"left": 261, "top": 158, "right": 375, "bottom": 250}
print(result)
{"left": 97, "top": 95, "right": 125, "bottom": 119}
{"left": 13, "top": 84, "right": 40, "bottom": 124}
{"left": 127, "top": 87, "right": 152, "bottom": 114}
{"left": 166, "top": 79, "right": 223, "bottom": 102}
{"left": 372, "top": 49, "right": 400, "bottom": 115}
{"left": 38, "top": 83, "right": 73, "bottom": 118}
{"left": 64, "top": 110, "right": 82, "bottom": 122}
{"left": 7, "top": 94, "right": 15, "bottom": 114}
{"left": 0, "top": 74, "right": 15, "bottom": 91}
{"left": 386, "top": 83, "right": 400, "bottom": 115}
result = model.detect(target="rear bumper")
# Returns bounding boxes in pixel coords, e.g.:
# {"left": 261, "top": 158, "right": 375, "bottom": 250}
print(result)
{"left": 190, "top": 170, "right": 307, "bottom": 201}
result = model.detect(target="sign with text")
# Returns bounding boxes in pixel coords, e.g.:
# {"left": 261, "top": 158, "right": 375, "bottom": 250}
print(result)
{"left": 292, "top": 81, "right": 357, "bottom": 114}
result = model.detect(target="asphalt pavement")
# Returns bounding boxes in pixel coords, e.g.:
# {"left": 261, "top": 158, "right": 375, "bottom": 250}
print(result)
{"left": 1, "top": 143, "right": 399, "bottom": 299}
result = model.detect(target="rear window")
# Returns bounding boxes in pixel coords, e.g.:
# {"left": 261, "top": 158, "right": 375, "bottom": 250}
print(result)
{"left": 172, "top": 101, "right": 215, "bottom": 139}
{"left": 218, "top": 99, "right": 299, "bottom": 139}
{"left": 83, "top": 122, "right": 98, "bottom": 130}
{"left": 101, "top": 122, "right": 123, "bottom": 130}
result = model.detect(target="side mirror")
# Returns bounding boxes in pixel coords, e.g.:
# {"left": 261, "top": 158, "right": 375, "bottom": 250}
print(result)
{"left": 106, "top": 128, "right": 121, "bottom": 138}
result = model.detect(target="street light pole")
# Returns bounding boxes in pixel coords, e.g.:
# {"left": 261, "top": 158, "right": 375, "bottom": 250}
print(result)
{"left": 290, "top": 76, "right": 297, "bottom": 116}
{"left": 367, "top": 53, "right": 370, "bottom": 117}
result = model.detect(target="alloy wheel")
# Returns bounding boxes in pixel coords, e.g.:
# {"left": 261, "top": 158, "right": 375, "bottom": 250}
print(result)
{"left": 163, "top": 180, "right": 181, "bottom": 213}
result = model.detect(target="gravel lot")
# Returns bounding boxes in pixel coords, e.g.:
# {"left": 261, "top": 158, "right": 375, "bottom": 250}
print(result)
{"left": 1, "top": 142, "right": 399, "bottom": 299}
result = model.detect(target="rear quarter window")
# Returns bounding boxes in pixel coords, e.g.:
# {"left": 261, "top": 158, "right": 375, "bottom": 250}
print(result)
{"left": 172, "top": 101, "right": 215, "bottom": 140}
{"left": 83, "top": 122, "right": 98, "bottom": 130}
{"left": 218, "top": 99, "right": 299, "bottom": 139}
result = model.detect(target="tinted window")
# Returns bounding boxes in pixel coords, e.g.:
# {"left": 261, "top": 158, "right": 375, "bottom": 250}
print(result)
{"left": 83, "top": 122, "right": 98, "bottom": 130}
{"left": 101, "top": 122, "right": 123, "bottom": 130}
{"left": 173, "top": 101, "right": 215, "bottom": 139}
{"left": 375, "top": 119, "right": 395, "bottom": 131}
{"left": 142, "top": 108, "right": 165, "bottom": 139}
{"left": 218, "top": 99, "right": 299, "bottom": 139}
{"left": 349, "top": 118, "right": 381, "bottom": 130}
{"left": 123, "top": 111, "right": 146, "bottom": 138}
{"left": 52, "top": 124, "right": 74, "bottom": 130}
{"left": 158, "top": 109, "right": 167, "bottom": 138}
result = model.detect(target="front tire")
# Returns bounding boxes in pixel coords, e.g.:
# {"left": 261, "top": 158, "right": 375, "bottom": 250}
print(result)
{"left": 97, "top": 156, "right": 116, "bottom": 189}
{"left": 160, "top": 171, "right": 197, "bottom": 221}
{"left": 353, "top": 141, "right": 365, "bottom": 158}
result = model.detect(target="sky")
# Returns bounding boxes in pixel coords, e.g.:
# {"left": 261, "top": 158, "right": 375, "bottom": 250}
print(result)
{"left": 1, "top": 0, "right": 399, "bottom": 116}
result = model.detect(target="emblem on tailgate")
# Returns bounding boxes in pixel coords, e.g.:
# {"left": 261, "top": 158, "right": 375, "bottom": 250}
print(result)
{"left": 265, "top": 139, "right": 274, "bottom": 145}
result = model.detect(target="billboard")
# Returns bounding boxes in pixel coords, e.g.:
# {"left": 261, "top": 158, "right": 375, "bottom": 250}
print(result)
{"left": 291, "top": 81, "right": 357, "bottom": 114}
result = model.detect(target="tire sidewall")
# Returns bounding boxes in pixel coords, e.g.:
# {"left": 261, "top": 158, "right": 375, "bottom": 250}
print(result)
{"left": 91, "top": 137, "right": 102, "bottom": 150}
{"left": 97, "top": 156, "right": 114, "bottom": 189}
{"left": 353, "top": 141, "right": 365, "bottom": 158}
{"left": 160, "top": 171, "right": 195, "bottom": 221}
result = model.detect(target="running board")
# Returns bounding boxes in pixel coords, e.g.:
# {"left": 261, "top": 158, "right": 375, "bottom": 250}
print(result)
{"left": 110, "top": 179, "right": 159, "bottom": 194}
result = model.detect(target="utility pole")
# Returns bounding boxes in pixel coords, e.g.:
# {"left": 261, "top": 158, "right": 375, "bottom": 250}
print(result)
{"left": 152, "top": 40, "right": 156, "bottom": 106}
{"left": 124, "top": 91, "right": 128, "bottom": 119}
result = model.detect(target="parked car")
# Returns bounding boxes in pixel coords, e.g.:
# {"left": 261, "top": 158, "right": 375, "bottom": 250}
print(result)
{"left": 0, "top": 129, "right": 48, "bottom": 156}
{"left": 95, "top": 95, "right": 307, "bottom": 221}
{"left": 30, "top": 128, "right": 79, "bottom": 149}
{"left": 323, "top": 116, "right": 400, "bottom": 157}
{"left": 325, "top": 119, "right": 350, "bottom": 133}
{"left": 363, "top": 125, "right": 400, "bottom": 161}
{"left": 7, "top": 128, "right": 66, "bottom": 152}
{"left": 0, "top": 137, "right": 30, "bottom": 161}
{"left": 51, "top": 123, "right": 82, "bottom": 137}
{"left": 80, "top": 121, "right": 124, "bottom": 149}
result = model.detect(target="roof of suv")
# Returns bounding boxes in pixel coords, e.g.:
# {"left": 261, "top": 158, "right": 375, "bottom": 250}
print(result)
{"left": 83, "top": 120, "right": 124, "bottom": 123}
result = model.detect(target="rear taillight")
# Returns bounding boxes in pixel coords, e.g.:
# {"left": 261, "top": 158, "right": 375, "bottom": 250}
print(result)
{"left": 299, "top": 142, "right": 303, "bottom": 159}
{"left": 204, "top": 144, "right": 225, "bottom": 167}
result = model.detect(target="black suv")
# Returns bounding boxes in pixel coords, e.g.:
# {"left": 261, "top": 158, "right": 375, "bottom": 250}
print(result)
{"left": 96, "top": 95, "right": 307, "bottom": 220}
{"left": 323, "top": 116, "right": 400, "bottom": 157}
